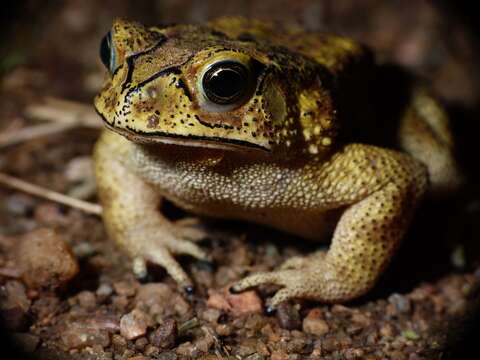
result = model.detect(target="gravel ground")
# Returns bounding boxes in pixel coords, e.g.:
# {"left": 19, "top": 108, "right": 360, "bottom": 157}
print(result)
{"left": 1, "top": 1, "right": 480, "bottom": 359}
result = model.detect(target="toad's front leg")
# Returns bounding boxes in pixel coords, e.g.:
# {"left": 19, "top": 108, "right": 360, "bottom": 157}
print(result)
{"left": 94, "top": 131, "right": 209, "bottom": 291}
{"left": 232, "top": 145, "right": 428, "bottom": 309}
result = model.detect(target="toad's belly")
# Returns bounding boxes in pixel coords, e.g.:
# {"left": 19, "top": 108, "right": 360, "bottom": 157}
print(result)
{"left": 161, "top": 190, "right": 342, "bottom": 241}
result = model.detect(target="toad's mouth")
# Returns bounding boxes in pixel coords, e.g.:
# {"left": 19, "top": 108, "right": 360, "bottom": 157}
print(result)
{"left": 99, "top": 114, "right": 271, "bottom": 153}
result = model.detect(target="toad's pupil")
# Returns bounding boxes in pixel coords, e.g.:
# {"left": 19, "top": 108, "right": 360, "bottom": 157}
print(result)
{"left": 203, "top": 63, "right": 248, "bottom": 104}
{"left": 207, "top": 69, "right": 243, "bottom": 98}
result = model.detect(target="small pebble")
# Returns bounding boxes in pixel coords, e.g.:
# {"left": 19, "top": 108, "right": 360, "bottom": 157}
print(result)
{"left": 120, "top": 309, "right": 150, "bottom": 340}
{"left": 134, "top": 337, "right": 148, "bottom": 350}
{"left": 135, "top": 283, "right": 190, "bottom": 317}
{"left": 271, "top": 350, "right": 288, "bottom": 360}
{"left": 111, "top": 334, "right": 127, "bottom": 353}
{"left": 194, "top": 327, "right": 216, "bottom": 353}
{"left": 201, "top": 308, "right": 221, "bottom": 323}
{"left": 15, "top": 228, "right": 79, "bottom": 290}
{"left": 276, "top": 303, "right": 301, "bottom": 330}
{"left": 351, "top": 312, "right": 371, "bottom": 327}
{"left": 207, "top": 287, "right": 262, "bottom": 316}
{"left": 60, "top": 321, "right": 110, "bottom": 349}
{"left": 144, "top": 345, "right": 161, "bottom": 357}
{"left": 343, "top": 348, "right": 365, "bottom": 359}
{"left": 0, "top": 281, "right": 30, "bottom": 310}
{"left": 158, "top": 351, "right": 178, "bottom": 360}
{"left": 215, "top": 323, "right": 233, "bottom": 336}
{"left": 245, "top": 313, "right": 265, "bottom": 331}
{"left": 113, "top": 280, "right": 138, "bottom": 297}
{"left": 380, "top": 323, "right": 396, "bottom": 338}
{"left": 151, "top": 318, "right": 178, "bottom": 349}
{"left": 176, "top": 341, "right": 201, "bottom": 358}
{"left": 96, "top": 283, "right": 114, "bottom": 300}
{"left": 77, "top": 291, "right": 96, "bottom": 310}
{"left": 303, "top": 309, "right": 329, "bottom": 336}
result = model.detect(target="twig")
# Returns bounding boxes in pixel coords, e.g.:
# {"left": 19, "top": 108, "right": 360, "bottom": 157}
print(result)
{"left": 24, "top": 96, "right": 102, "bottom": 128}
{"left": 178, "top": 317, "right": 201, "bottom": 335}
{"left": 0, "top": 122, "right": 76, "bottom": 148}
{"left": 0, "top": 172, "right": 102, "bottom": 216}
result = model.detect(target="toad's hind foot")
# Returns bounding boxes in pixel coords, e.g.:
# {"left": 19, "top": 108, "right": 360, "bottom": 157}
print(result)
{"left": 231, "top": 251, "right": 338, "bottom": 309}
{"left": 231, "top": 265, "right": 337, "bottom": 309}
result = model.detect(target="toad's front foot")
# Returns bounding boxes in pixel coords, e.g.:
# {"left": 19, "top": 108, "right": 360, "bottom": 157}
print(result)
{"left": 128, "top": 222, "right": 210, "bottom": 291}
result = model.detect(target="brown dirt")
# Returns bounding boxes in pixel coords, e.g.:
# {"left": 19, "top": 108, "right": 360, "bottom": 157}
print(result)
{"left": 1, "top": 1, "right": 480, "bottom": 359}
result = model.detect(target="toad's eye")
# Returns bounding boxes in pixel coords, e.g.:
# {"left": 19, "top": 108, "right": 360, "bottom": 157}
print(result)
{"left": 201, "top": 61, "right": 250, "bottom": 106}
{"left": 99, "top": 31, "right": 116, "bottom": 73}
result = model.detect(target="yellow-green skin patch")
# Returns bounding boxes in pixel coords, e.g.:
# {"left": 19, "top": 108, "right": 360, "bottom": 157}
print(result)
{"left": 94, "top": 17, "right": 462, "bottom": 307}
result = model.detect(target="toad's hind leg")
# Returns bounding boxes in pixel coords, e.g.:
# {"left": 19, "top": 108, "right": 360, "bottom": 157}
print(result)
{"left": 232, "top": 179, "right": 423, "bottom": 307}
{"left": 399, "top": 88, "right": 463, "bottom": 195}
{"left": 232, "top": 145, "right": 428, "bottom": 307}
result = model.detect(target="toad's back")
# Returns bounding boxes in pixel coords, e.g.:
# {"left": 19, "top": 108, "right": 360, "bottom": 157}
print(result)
{"left": 208, "top": 17, "right": 370, "bottom": 76}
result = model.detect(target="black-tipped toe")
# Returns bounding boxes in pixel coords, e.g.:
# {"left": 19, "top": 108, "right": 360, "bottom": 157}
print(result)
{"left": 265, "top": 306, "right": 276, "bottom": 315}
{"left": 229, "top": 285, "right": 240, "bottom": 294}
{"left": 184, "top": 285, "right": 195, "bottom": 294}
